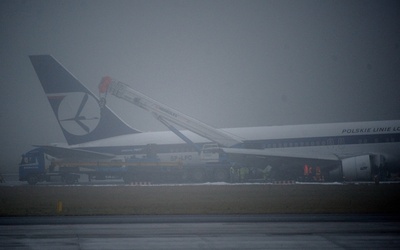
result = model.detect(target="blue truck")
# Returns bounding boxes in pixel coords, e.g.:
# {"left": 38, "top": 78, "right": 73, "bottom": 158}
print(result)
{"left": 18, "top": 147, "right": 184, "bottom": 185}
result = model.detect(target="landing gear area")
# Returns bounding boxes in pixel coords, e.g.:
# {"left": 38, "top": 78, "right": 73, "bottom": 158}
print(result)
{"left": 227, "top": 164, "right": 341, "bottom": 183}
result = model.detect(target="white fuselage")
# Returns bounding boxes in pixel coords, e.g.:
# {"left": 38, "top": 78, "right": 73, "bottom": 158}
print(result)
{"left": 68, "top": 120, "right": 400, "bottom": 166}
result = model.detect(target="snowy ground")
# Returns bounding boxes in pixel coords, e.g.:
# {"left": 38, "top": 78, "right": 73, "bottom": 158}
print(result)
{"left": 3, "top": 173, "right": 397, "bottom": 187}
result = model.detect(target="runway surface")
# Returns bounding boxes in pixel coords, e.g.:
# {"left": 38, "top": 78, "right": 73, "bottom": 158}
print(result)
{"left": 1, "top": 215, "right": 399, "bottom": 249}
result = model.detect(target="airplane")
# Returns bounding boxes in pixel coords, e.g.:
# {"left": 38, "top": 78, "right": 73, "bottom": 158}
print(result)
{"left": 27, "top": 55, "right": 400, "bottom": 183}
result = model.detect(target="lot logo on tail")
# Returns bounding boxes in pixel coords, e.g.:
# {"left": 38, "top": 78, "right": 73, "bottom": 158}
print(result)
{"left": 57, "top": 92, "right": 100, "bottom": 136}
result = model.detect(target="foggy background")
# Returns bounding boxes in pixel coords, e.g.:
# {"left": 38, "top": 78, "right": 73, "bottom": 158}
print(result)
{"left": 1, "top": 0, "right": 399, "bottom": 174}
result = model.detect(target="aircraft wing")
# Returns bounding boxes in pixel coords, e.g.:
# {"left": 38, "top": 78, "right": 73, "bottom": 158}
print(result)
{"left": 222, "top": 148, "right": 340, "bottom": 161}
{"left": 33, "top": 145, "right": 115, "bottom": 160}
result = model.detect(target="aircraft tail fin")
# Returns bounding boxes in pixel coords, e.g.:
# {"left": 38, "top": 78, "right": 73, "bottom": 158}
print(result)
{"left": 29, "top": 55, "right": 141, "bottom": 145}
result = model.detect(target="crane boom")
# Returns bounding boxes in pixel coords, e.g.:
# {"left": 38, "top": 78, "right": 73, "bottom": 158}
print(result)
{"left": 99, "top": 77, "right": 242, "bottom": 147}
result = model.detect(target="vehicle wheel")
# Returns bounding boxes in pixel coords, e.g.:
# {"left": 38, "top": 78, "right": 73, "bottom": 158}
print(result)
{"left": 27, "top": 175, "right": 38, "bottom": 185}
{"left": 123, "top": 174, "right": 135, "bottom": 184}
{"left": 64, "top": 174, "right": 78, "bottom": 185}
{"left": 181, "top": 170, "right": 191, "bottom": 182}
{"left": 191, "top": 168, "right": 205, "bottom": 183}
{"left": 214, "top": 168, "right": 229, "bottom": 182}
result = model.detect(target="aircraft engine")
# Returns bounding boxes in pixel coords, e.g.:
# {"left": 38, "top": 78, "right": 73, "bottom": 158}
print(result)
{"left": 341, "top": 155, "right": 374, "bottom": 181}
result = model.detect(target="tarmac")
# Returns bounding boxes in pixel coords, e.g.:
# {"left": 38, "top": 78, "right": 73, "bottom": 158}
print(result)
{"left": 1, "top": 215, "right": 399, "bottom": 249}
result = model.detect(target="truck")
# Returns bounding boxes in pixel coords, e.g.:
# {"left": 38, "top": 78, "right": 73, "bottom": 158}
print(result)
{"left": 18, "top": 146, "right": 186, "bottom": 185}
{"left": 18, "top": 143, "right": 238, "bottom": 185}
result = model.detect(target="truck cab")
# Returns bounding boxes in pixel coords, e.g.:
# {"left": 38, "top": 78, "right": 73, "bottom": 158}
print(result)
{"left": 19, "top": 148, "right": 46, "bottom": 185}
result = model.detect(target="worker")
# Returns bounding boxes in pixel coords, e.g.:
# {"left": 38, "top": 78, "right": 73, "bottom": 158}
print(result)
{"left": 308, "top": 166, "right": 313, "bottom": 180}
{"left": 230, "top": 166, "right": 236, "bottom": 183}
{"left": 239, "top": 167, "right": 249, "bottom": 182}
{"left": 374, "top": 175, "right": 380, "bottom": 185}
{"left": 315, "top": 166, "right": 321, "bottom": 181}
{"left": 261, "top": 165, "right": 272, "bottom": 181}
{"left": 303, "top": 164, "right": 309, "bottom": 181}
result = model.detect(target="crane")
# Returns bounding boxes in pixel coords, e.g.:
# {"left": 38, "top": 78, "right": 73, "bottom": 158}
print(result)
{"left": 98, "top": 76, "right": 242, "bottom": 150}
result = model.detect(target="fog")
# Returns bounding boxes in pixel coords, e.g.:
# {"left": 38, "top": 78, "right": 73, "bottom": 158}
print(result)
{"left": 1, "top": 0, "right": 399, "bottom": 173}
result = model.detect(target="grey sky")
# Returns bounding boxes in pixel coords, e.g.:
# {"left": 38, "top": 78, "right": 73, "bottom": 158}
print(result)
{"left": 1, "top": 0, "right": 399, "bottom": 173}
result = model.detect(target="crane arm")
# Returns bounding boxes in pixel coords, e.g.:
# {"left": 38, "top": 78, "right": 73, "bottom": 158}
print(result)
{"left": 99, "top": 77, "right": 242, "bottom": 147}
